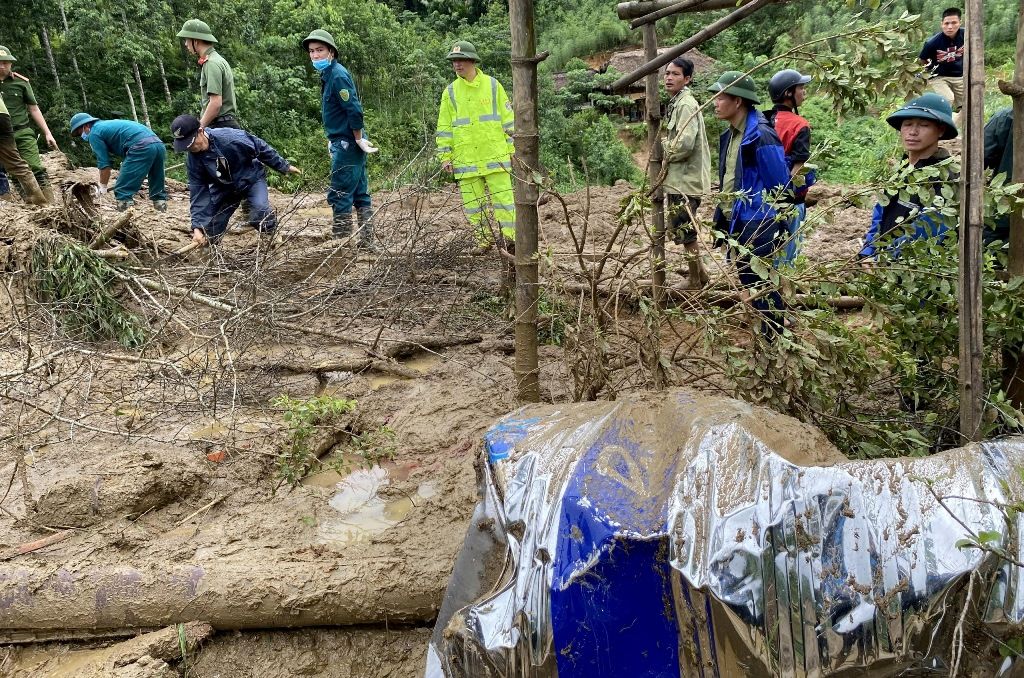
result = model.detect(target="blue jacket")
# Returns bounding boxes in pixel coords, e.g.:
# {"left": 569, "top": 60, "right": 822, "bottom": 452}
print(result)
{"left": 320, "top": 60, "right": 364, "bottom": 143}
{"left": 186, "top": 128, "right": 291, "bottom": 230}
{"left": 860, "top": 150, "right": 957, "bottom": 258}
{"left": 713, "top": 108, "right": 791, "bottom": 234}
{"left": 88, "top": 120, "right": 162, "bottom": 170}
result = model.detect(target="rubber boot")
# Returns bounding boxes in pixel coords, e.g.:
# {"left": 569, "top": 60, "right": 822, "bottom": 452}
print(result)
{"left": 40, "top": 184, "right": 56, "bottom": 204}
{"left": 21, "top": 175, "right": 47, "bottom": 207}
{"left": 356, "top": 207, "right": 378, "bottom": 252}
{"left": 332, "top": 212, "right": 353, "bottom": 239}
{"left": 152, "top": 200, "right": 167, "bottom": 213}
{"left": 117, "top": 199, "right": 135, "bottom": 212}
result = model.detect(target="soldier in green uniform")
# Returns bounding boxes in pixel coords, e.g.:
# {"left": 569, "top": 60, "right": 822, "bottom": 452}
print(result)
{"left": 0, "top": 92, "right": 47, "bottom": 205}
{"left": 0, "top": 45, "right": 58, "bottom": 203}
{"left": 175, "top": 20, "right": 239, "bottom": 129}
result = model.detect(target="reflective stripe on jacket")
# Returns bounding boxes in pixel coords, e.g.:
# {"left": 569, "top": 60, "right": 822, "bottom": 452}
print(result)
{"left": 435, "top": 71, "right": 514, "bottom": 178}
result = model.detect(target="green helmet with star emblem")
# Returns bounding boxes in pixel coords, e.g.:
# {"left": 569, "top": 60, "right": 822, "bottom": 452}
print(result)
{"left": 302, "top": 29, "right": 338, "bottom": 54}
{"left": 0, "top": 46, "right": 17, "bottom": 62}
{"left": 446, "top": 41, "right": 480, "bottom": 62}
{"left": 176, "top": 19, "right": 218, "bottom": 43}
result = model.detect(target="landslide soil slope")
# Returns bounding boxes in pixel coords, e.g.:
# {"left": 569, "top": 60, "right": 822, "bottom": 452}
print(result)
{"left": 0, "top": 154, "right": 866, "bottom": 676}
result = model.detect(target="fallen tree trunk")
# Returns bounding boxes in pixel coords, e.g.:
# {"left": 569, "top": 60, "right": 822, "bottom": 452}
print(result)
{"left": 0, "top": 560, "right": 439, "bottom": 633}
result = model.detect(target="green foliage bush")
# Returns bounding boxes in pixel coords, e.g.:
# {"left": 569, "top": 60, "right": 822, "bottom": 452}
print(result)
{"left": 31, "top": 238, "right": 147, "bottom": 348}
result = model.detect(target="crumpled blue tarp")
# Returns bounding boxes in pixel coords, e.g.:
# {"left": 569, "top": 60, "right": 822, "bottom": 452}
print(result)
{"left": 426, "top": 390, "right": 1024, "bottom": 677}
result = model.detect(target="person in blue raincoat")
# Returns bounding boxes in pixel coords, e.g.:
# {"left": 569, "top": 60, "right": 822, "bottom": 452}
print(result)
{"left": 708, "top": 71, "right": 792, "bottom": 337}
{"left": 170, "top": 113, "right": 301, "bottom": 246}
{"left": 859, "top": 93, "right": 959, "bottom": 260}
{"left": 302, "top": 29, "right": 378, "bottom": 249}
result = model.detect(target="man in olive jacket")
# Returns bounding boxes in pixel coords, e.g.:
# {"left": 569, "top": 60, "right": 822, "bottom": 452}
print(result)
{"left": 662, "top": 56, "right": 711, "bottom": 287}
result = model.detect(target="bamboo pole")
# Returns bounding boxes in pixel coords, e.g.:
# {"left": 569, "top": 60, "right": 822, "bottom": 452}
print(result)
{"left": 959, "top": 0, "right": 985, "bottom": 441}
{"left": 610, "top": 0, "right": 775, "bottom": 92}
{"left": 630, "top": 0, "right": 716, "bottom": 28}
{"left": 616, "top": 0, "right": 784, "bottom": 20}
{"left": 644, "top": 26, "right": 667, "bottom": 305}
{"left": 509, "top": 0, "right": 542, "bottom": 402}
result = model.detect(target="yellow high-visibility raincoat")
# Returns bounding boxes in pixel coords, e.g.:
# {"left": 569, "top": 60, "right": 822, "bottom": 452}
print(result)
{"left": 436, "top": 71, "right": 516, "bottom": 242}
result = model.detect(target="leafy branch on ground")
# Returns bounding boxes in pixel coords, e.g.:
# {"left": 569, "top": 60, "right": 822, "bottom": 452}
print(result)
{"left": 273, "top": 394, "right": 358, "bottom": 487}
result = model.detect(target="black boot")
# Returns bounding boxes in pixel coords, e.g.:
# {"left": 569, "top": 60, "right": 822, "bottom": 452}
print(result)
{"left": 356, "top": 207, "right": 378, "bottom": 252}
{"left": 333, "top": 212, "right": 353, "bottom": 239}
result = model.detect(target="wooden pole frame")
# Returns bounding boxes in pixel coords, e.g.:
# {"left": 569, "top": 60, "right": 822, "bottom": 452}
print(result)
{"left": 616, "top": 0, "right": 785, "bottom": 20}
{"left": 509, "top": 0, "right": 542, "bottom": 403}
{"left": 610, "top": 0, "right": 774, "bottom": 92}
{"left": 959, "top": 0, "right": 985, "bottom": 440}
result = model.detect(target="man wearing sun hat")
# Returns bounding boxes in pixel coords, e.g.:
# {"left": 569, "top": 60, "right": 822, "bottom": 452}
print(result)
{"left": 859, "top": 92, "right": 959, "bottom": 259}
{"left": 436, "top": 40, "right": 516, "bottom": 251}
{"left": 69, "top": 112, "right": 168, "bottom": 212}
{"left": 0, "top": 45, "right": 59, "bottom": 203}
{"left": 708, "top": 70, "right": 791, "bottom": 337}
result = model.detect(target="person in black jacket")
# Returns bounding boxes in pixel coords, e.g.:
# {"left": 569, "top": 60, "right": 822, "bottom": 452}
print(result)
{"left": 984, "top": 107, "right": 1014, "bottom": 245}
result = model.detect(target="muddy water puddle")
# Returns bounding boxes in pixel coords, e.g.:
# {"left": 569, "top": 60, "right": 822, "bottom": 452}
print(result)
{"left": 314, "top": 466, "right": 438, "bottom": 547}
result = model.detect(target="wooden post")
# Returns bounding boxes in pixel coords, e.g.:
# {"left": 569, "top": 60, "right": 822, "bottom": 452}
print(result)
{"left": 959, "top": 0, "right": 985, "bottom": 441}
{"left": 610, "top": 0, "right": 774, "bottom": 91}
{"left": 509, "top": 0, "right": 542, "bottom": 403}
{"left": 997, "top": 0, "right": 1024, "bottom": 404}
{"left": 644, "top": 26, "right": 667, "bottom": 300}
{"left": 644, "top": 25, "right": 666, "bottom": 388}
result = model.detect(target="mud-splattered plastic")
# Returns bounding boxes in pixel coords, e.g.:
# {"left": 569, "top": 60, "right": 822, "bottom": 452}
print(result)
{"left": 426, "top": 390, "right": 1024, "bottom": 677}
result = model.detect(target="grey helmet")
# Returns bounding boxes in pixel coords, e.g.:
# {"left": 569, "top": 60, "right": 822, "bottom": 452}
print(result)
{"left": 768, "top": 69, "right": 812, "bottom": 104}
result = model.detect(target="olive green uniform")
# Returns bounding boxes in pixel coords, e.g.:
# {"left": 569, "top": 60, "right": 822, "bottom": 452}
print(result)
{"left": 0, "top": 95, "right": 45, "bottom": 205}
{"left": 0, "top": 73, "right": 50, "bottom": 187}
{"left": 199, "top": 47, "right": 238, "bottom": 124}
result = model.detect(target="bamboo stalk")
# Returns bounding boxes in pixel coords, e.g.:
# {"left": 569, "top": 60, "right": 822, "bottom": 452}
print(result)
{"left": 509, "top": 0, "right": 542, "bottom": 403}
{"left": 610, "top": 0, "right": 775, "bottom": 92}
{"left": 959, "top": 0, "right": 985, "bottom": 441}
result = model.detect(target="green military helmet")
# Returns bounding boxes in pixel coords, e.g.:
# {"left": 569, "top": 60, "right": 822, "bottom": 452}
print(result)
{"left": 886, "top": 92, "right": 958, "bottom": 140}
{"left": 708, "top": 70, "right": 761, "bottom": 105}
{"left": 446, "top": 41, "right": 480, "bottom": 62}
{"left": 0, "top": 46, "right": 16, "bottom": 62}
{"left": 176, "top": 19, "right": 218, "bottom": 43}
{"left": 302, "top": 29, "right": 338, "bottom": 53}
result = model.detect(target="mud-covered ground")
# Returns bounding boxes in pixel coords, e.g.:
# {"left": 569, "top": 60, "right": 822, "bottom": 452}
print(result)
{"left": 0, "top": 153, "right": 869, "bottom": 677}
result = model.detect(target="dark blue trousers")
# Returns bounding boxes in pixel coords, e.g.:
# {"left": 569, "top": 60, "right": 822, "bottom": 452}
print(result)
{"left": 727, "top": 218, "right": 785, "bottom": 338}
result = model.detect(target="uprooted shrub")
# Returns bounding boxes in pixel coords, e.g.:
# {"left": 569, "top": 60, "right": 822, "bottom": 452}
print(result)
{"left": 31, "top": 236, "right": 147, "bottom": 348}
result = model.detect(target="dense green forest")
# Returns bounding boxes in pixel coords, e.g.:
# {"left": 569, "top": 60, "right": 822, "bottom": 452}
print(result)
{"left": 2, "top": 0, "right": 1021, "bottom": 191}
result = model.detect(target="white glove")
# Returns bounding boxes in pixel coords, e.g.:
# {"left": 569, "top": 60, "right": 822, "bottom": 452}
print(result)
{"left": 356, "top": 138, "right": 379, "bottom": 154}
{"left": 96, "top": 185, "right": 108, "bottom": 196}
{"left": 326, "top": 140, "right": 332, "bottom": 155}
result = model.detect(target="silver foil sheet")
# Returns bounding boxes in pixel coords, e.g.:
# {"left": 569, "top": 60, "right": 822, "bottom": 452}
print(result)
{"left": 426, "top": 390, "right": 1024, "bottom": 677}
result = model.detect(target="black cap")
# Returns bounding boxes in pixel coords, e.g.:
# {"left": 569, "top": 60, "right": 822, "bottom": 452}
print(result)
{"left": 171, "top": 114, "right": 201, "bottom": 152}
